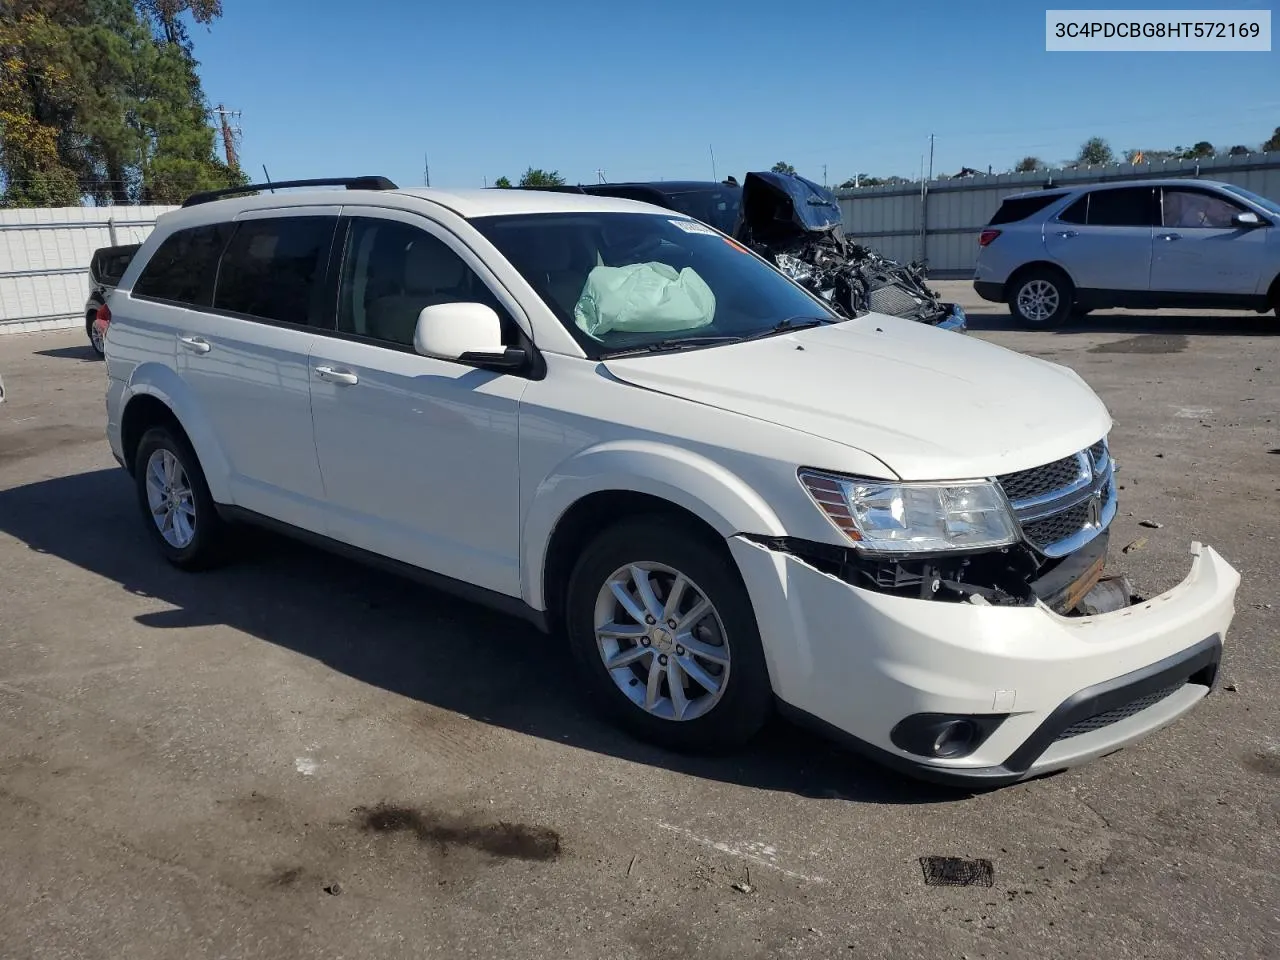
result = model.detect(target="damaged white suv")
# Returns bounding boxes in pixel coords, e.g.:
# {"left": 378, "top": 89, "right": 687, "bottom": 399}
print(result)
{"left": 102, "top": 177, "right": 1240, "bottom": 786}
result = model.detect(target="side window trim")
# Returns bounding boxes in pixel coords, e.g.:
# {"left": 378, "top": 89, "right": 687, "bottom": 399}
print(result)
{"left": 332, "top": 204, "right": 536, "bottom": 344}
{"left": 208, "top": 212, "right": 341, "bottom": 330}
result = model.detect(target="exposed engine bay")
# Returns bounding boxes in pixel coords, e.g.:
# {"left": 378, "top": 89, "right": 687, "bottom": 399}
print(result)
{"left": 734, "top": 171, "right": 967, "bottom": 332}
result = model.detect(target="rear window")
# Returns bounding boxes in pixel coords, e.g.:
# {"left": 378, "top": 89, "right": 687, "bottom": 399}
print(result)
{"left": 1084, "top": 186, "right": 1158, "bottom": 227}
{"left": 133, "top": 224, "right": 233, "bottom": 306}
{"left": 988, "top": 193, "right": 1066, "bottom": 225}
{"left": 213, "top": 216, "right": 337, "bottom": 326}
{"left": 91, "top": 245, "right": 139, "bottom": 286}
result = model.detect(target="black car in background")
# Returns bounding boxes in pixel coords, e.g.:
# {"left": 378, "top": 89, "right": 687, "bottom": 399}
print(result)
{"left": 85, "top": 243, "right": 139, "bottom": 357}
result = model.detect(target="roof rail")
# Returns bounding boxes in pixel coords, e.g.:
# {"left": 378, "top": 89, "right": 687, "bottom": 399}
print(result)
{"left": 181, "top": 176, "right": 399, "bottom": 208}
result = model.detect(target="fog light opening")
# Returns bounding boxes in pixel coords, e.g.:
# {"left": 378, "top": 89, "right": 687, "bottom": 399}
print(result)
{"left": 932, "top": 720, "right": 977, "bottom": 758}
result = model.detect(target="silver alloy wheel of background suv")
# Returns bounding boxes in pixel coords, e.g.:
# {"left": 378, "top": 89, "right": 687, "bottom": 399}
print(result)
{"left": 1016, "top": 279, "right": 1060, "bottom": 324}
{"left": 593, "top": 561, "right": 731, "bottom": 722}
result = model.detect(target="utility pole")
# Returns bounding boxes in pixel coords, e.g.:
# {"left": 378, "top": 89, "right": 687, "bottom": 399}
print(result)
{"left": 423, "top": 153, "right": 430, "bottom": 187}
{"left": 596, "top": 168, "right": 606, "bottom": 183}
{"left": 214, "top": 104, "right": 241, "bottom": 172}
{"left": 823, "top": 163, "right": 828, "bottom": 187}
{"left": 709, "top": 144, "right": 717, "bottom": 181}
{"left": 927, "top": 133, "right": 935, "bottom": 183}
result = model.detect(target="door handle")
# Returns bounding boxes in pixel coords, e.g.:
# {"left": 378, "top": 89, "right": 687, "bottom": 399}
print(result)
{"left": 314, "top": 365, "right": 358, "bottom": 386}
{"left": 178, "top": 335, "right": 211, "bottom": 354}
{"left": 1157, "top": 232, "right": 1181, "bottom": 242}
{"left": 1055, "top": 230, "right": 1079, "bottom": 239}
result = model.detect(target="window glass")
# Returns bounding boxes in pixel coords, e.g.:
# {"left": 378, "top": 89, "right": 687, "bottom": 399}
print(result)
{"left": 1085, "top": 187, "right": 1156, "bottom": 227}
{"left": 1162, "top": 189, "right": 1244, "bottom": 229}
{"left": 989, "top": 193, "right": 1066, "bottom": 225}
{"left": 1057, "top": 195, "right": 1088, "bottom": 224}
{"left": 214, "top": 216, "right": 336, "bottom": 325}
{"left": 473, "top": 211, "right": 840, "bottom": 358}
{"left": 336, "top": 218, "right": 507, "bottom": 346}
{"left": 133, "top": 224, "right": 232, "bottom": 305}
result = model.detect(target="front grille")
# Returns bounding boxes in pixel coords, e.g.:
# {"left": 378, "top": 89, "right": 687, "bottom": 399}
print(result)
{"left": 866, "top": 282, "right": 923, "bottom": 316}
{"left": 1022, "top": 499, "right": 1092, "bottom": 551}
{"left": 1054, "top": 683, "right": 1185, "bottom": 741}
{"left": 999, "top": 454, "right": 1085, "bottom": 504}
{"left": 995, "top": 437, "right": 1114, "bottom": 556}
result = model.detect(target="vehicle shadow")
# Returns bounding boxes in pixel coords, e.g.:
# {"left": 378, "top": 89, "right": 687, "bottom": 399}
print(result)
{"left": 0, "top": 468, "right": 960, "bottom": 807}
{"left": 962, "top": 309, "right": 1278, "bottom": 336}
{"left": 35, "top": 345, "right": 101, "bottom": 362}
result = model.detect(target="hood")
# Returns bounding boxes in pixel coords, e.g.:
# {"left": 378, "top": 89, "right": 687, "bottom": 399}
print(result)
{"left": 603, "top": 316, "right": 1112, "bottom": 481}
{"left": 738, "top": 171, "right": 843, "bottom": 245}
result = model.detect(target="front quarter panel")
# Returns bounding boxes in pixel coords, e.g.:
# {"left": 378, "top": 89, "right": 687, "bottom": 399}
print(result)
{"left": 518, "top": 355, "right": 898, "bottom": 612}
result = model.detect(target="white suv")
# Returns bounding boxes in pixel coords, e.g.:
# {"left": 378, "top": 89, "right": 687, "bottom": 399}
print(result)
{"left": 103, "top": 176, "right": 1240, "bottom": 786}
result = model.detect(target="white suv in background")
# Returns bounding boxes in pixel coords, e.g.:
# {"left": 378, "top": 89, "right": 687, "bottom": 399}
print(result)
{"left": 103, "top": 176, "right": 1240, "bottom": 786}
{"left": 974, "top": 178, "right": 1280, "bottom": 327}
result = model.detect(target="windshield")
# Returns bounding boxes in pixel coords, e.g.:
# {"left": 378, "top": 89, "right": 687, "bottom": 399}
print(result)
{"left": 472, "top": 212, "right": 839, "bottom": 358}
{"left": 660, "top": 188, "right": 742, "bottom": 235}
{"left": 1219, "top": 183, "right": 1280, "bottom": 218}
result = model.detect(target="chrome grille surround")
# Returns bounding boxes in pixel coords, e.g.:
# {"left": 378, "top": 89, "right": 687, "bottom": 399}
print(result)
{"left": 996, "top": 438, "right": 1116, "bottom": 558}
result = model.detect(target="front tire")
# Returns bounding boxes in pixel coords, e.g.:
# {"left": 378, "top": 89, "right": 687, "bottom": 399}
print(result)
{"left": 1008, "top": 268, "right": 1074, "bottom": 328}
{"left": 133, "top": 426, "right": 227, "bottom": 569}
{"left": 565, "top": 518, "right": 773, "bottom": 752}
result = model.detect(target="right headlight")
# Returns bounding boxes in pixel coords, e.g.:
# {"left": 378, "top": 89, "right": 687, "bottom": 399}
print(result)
{"left": 798, "top": 469, "right": 1019, "bottom": 554}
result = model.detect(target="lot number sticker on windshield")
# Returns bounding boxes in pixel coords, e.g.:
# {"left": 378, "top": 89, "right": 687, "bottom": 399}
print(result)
{"left": 669, "top": 218, "right": 719, "bottom": 236}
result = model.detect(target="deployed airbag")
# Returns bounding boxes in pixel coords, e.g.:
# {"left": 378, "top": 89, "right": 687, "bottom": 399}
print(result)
{"left": 573, "top": 262, "right": 715, "bottom": 337}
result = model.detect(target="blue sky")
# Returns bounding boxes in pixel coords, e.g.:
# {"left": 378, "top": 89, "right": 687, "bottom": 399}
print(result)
{"left": 193, "top": 0, "right": 1279, "bottom": 189}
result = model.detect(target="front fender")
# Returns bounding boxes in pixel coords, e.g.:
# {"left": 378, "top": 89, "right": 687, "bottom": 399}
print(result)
{"left": 122, "top": 362, "right": 232, "bottom": 503}
{"left": 521, "top": 439, "right": 787, "bottom": 611}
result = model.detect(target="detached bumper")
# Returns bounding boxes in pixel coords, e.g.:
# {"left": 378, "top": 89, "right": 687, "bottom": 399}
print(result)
{"left": 730, "top": 538, "right": 1240, "bottom": 786}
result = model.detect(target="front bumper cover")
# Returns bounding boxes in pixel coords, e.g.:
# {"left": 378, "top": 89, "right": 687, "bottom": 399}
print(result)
{"left": 730, "top": 537, "right": 1240, "bottom": 787}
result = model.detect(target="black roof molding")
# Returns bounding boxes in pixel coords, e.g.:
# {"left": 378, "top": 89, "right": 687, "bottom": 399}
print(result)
{"left": 182, "top": 176, "right": 399, "bottom": 208}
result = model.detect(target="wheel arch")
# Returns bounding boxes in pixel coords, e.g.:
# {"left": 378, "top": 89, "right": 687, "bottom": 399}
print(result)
{"left": 523, "top": 441, "right": 788, "bottom": 628}
{"left": 118, "top": 365, "right": 231, "bottom": 500}
{"left": 1004, "top": 260, "right": 1076, "bottom": 302}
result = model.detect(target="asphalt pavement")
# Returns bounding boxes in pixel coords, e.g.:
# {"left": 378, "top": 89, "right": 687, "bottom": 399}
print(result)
{"left": 0, "top": 290, "right": 1276, "bottom": 959}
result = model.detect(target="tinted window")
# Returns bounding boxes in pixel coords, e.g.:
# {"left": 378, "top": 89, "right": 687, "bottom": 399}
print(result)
{"left": 337, "top": 218, "right": 509, "bottom": 347}
{"left": 133, "top": 225, "right": 232, "bottom": 305}
{"left": 1084, "top": 187, "right": 1157, "bottom": 227}
{"left": 1058, "top": 195, "right": 1089, "bottom": 224}
{"left": 1162, "top": 189, "right": 1244, "bottom": 228}
{"left": 214, "top": 216, "right": 337, "bottom": 325}
{"left": 989, "top": 193, "right": 1066, "bottom": 225}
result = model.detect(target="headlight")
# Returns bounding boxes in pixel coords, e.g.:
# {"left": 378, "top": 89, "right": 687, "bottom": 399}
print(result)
{"left": 798, "top": 470, "right": 1018, "bottom": 553}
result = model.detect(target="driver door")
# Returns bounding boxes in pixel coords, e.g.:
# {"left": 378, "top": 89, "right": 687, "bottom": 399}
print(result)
{"left": 307, "top": 209, "right": 531, "bottom": 597}
{"left": 1151, "top": 186, "right": 1270, "bottom": 296}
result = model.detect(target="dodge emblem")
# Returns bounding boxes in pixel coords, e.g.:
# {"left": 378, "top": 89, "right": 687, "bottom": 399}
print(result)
{"left": 1087, "top": 494, "right": 1103, "bottom": 527}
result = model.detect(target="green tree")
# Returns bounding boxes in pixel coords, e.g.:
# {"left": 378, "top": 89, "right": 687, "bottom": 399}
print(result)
{"left": 1182, "top": 141, "right": 1215, "bottom": 159}
{"left": 517, "top": 167, "right": 564, "bottom": 187}
{"left": 1263, "top": 127, "right": 1280, "bottom": 152}
{"left": 1075, "top": 137, "right": 1114, "bottom": 166}
{"left": 493, "top": 175, "right": 512, "bottom": 188}
{"left": 1014, "top": 156, "right": 1042, "bottom": 172}
{"left": 0, "top": 0, "right": 241, "bottom": 207}
{"left": 1228, "top": 144, "right": 1251, "bottom": 156}
{"left": 770, "top": 160, "right": 796, "bottom": 175}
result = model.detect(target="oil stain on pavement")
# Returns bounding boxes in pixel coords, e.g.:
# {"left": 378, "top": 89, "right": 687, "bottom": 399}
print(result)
{"left": 355, "top": 803, "right": 562, "bottom": 862}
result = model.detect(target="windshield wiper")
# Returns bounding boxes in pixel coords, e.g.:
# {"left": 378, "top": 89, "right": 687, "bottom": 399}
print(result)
{"left": 599, "top": 335, "right": 743, "bottom": 359}
{"left": 738, "top": 316, "right": 835, "bottom": 342}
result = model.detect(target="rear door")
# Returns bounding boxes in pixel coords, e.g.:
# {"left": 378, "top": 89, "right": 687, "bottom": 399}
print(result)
{"left": 1044, "top": 186, "right": 1157, "bottom": 292}
{"left": 1151, "top": 185, "right": 1271, "bottom": 296}
{"left": 172, "top": 209, "right": 339, "bottom": 532}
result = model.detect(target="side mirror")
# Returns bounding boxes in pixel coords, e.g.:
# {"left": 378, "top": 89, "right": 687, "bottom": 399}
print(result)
{"left": 413, "top": 302, "right": 526, "bottom": 370}
{"left": 1233, "top": 211, "right": 1264, "bottom": 227}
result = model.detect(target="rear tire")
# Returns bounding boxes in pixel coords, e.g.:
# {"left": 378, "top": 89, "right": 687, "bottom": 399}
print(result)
{"left": 87, "top": 309, "right": 105, "bottom": 357}
{"left": 133, "top": 426, "right": 228, "bottom": 569}
{"left": 564, "top": 517, "right": 773, "bottom": 752}
{"left": 1008, "top": 268, "right": 1074, "bottom": 328}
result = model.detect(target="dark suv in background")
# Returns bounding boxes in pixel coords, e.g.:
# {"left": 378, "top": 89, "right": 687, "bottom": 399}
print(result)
{"left": 85, "top": 243, "right": 139, "bottom": 356}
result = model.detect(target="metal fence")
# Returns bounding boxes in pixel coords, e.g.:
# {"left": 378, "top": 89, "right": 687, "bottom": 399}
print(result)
{"left": 0, "top": 205, "right": 177, "bottom": 336}
{"left": 836, "top": 152, "right": 1280, "bottom": 279}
